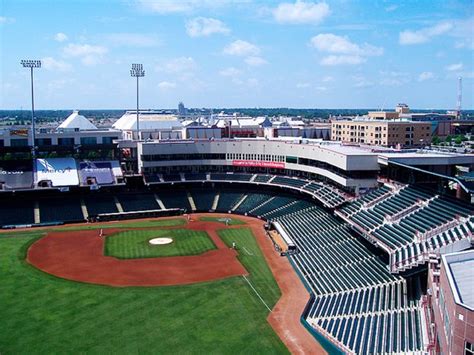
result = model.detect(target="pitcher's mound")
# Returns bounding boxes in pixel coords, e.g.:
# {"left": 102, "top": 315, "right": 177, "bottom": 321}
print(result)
{"left": 149, "top": 237, "right": 173, "bottom": 245}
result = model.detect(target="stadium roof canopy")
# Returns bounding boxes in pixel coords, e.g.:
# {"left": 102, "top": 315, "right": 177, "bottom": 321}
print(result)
{"left": 58, "top": 110, "right": 97, "bottom": 130}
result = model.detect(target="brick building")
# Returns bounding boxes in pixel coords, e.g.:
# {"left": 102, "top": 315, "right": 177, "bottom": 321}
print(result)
{"left": 426, "top": 250, "right": 474, "bottom": 355}
{"left": 331, "top": 119, "right": 432, "bottom": 147}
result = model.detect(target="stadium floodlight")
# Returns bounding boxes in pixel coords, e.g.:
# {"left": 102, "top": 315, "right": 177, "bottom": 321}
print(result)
{"left": 21, "top": 59, "right": 42, "bottom": 158}
{"left": 130, "top": 64, "right": 145, "bottom": 140}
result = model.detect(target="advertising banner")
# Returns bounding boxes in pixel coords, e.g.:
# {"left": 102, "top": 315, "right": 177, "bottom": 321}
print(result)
{"left": 232, "top": 160, "right": 285, "bottom": 169}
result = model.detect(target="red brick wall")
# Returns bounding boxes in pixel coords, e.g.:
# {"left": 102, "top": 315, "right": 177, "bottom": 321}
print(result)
{"left": 429, "top": 262, "right": 474, "bottom": 354}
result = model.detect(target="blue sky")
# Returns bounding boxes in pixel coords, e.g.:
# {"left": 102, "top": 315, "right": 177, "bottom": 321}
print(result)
{"left": 0, "top": 0, "right": 472, "bottom": 109}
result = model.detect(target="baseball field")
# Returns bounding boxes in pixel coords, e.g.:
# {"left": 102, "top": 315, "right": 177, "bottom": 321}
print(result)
{"left": 0, "top": 215, "right": 290, "bottom": 354}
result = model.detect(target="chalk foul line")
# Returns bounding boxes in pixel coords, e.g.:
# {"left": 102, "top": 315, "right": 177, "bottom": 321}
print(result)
{"left": 242, "top": 275, "right": 272, "bottom": 312}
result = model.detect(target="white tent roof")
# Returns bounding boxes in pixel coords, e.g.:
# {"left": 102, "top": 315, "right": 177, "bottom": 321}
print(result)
{"left": 58, "top": 110, "right": 97, "bottom": 130}
{"left": 113, "top": 112, "right": 182, "bottom": 130}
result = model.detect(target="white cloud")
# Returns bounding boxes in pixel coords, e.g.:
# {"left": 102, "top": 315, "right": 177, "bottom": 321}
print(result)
{"left": 219, "top": 67, "right": 247, "bottom": 85}
{"left": 158, "top": 81, "right": 177, "bottom": 90}
{"left": 353, "top": 76, "right": 374, "bottom": 88}
{"left": 296, "top": 82, "right": 311, "bottom": 88}
{"left": 310, "top": 33, "right": 382, "bottom": 65}
{"left": 185, "top": 17, "right": 230, "bottom": 37}
{"left": 54, "top": 32, "right": 68, "bottom": 42}
{"left": 399, "top": 21, "right": 453, "bottom": 45}
{"left": 0, "top": 16, "right": 15, "bottom": 24}
{"left": 247, "top": 78, "right": 259, "bottom": 87}
{"left": 320, "top": 55, "right": 365, "bottom": 66}
{"left": 158, "top": 57, "right": 197, "bottom": 73}
{"left": 321, "top": 75, "right": 333, "bottom": 82}
{"left": 418, "top": 71, "right": 434, "bottom": 82}
{"left": 62, "top": 43, "right": 108, "bottom": 65}
{"left": 244, "top": 56, "right": 267, "bottom": 66}
{"left": 451, "top": 17, "right": 474, "bottom": 50}
{"left": 379, "top": 71, "right": 410, "bottom": 86}
{"left": 310, "top": 34, "right": 383, "bottom": 56}
{"left": 45, "top": 78, "right": 76, "bottom": 92}
{"left": 273, "top": 1, "right": 330, "bottom": 24}
{"left": 135, "top": 0, "right": 243, "bottom": 14}
{"left": 219, "top": 67, "right": 242, "bottom": 77}
{"left": 41, "top": 57, "right": 72, "bottom": 72}
{"left": 223, "top": 40, "right": 260, "bottom": 56}
{"left": 136, "top": 0, "right": 194, "bottom": 13}
{"left": 104, "top": 33, "right": 161, "bottom": 47}
{"left": 315, "top": 86, "right": 327, "bottom": 91}
{"left": 446, "top": 62, "right": 463, "bottom": 71}
{"left": 385, "top": 4, "right": 398, "bottom": 12}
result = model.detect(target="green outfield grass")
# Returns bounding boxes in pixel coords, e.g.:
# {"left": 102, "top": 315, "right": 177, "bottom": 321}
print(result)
{"left": 199, "top": 216, "right": 245, "bottom": 225}
{"left": 218, "top": 228, "right": 281, "bottom": 308}
{"left": 0, "top": 221, "right": 287, "bottom": 354}
{"left": 58, "top": 218, "right": 186, "bottom": 231}
{"left": 0, "top": 218, "right": 187, "bottom": 238}
{"left": 105, "top": 229, "right": 216, "bottom": 259}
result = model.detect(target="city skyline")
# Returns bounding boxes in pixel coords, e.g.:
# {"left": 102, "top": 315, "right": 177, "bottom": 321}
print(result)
{"left": 1, "top": 0, "right": 473, "bottom": 110}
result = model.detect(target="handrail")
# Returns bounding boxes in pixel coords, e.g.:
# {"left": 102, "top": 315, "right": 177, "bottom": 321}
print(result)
{"left": 364, "top": 191, "right": 392, "bottom": 208}
{"left": 391, "top": 249, "right": 440, "bottom": 272}
{"left": 416, "top": 217, "right": 461, "bottom": 242}
{"left": 422, "top": 294, "right": 437, "bottom": 353}
{"left": 385, "top": 199, "right": 423, "bottom": 223}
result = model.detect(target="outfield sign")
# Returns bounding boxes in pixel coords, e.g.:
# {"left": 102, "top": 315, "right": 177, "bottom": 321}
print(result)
{"left": 35, "top": 158, "right": 79, "bottom": 187}
{"left": 232, "top": 160, "right": 285, "bottom": 169}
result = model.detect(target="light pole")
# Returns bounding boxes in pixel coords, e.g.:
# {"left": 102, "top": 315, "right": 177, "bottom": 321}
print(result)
{"left": 130, "top": 63, "right": 145, "bottom": 140}
{"left": 21, "top": 59, "right": 41, "bottom": 158}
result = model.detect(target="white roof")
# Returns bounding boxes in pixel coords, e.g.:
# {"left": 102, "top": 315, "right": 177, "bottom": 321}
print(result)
{"left": 288, "top": 120, "right": 305, "bottom": 126}
{"left": 231, "top": 117, "right": 269, "bottom": 128}
{"left": 58, "top": 110, "right": 97, "bottom": 130}
{"left": 443, "top": 250, "right": 474, "bottom": 310}
{"left": 113, "top": 112, "right": 182, "bottom": 130}
{"left": 216, "top": 119, "right": 227, "bottom": 128}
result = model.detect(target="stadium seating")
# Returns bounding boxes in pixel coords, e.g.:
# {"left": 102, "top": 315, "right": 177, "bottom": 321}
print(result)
{"left": 209, "top": 173, "right": 252, "bottom": 181}
{"left": 162, "top": 174, "right": 182, "bottom": 182}
{"left": 337, "top": 184, "right": 474, "bottom": 272}
{"left": 215, "top": 191, "right": 244, "bottom": 212}
{"left": 234, "top": 192, "right": 274, "bottom": 214}
{"left": 263, "top": 200, "right": 314, "bottom": 220}
{"left": 275, "top": 206, "right": 425, "bottom": 354}
{"left": 0, "top": 199, "right": 35, "bottom": 226}
{"left": 253, "top": 174, "right": 273, "bottom": 183}
{"left": 144, "top": 174, "right": 161, "bottom": 183}
{"left": 185, "top": 173, "right": 207, "bottom": 181}
{"left": 38, "top": 197, "right": 84, "bottom": 223}
{"left": 249, "top": 196, "right": 297, "bottom": 217}
{"left": 169, "top": 171, "right": 350, "bottom": 208}
{"left": 339, "top": 185, "right": 391, "bottom": 216}
{"left": 116, "top": 193, "right": 160, "bottom": 212}
{"left": 83, "top": 194, "right": 118, "bottom": 216}
{"left": 158, "top": 190, "right": 191, "bottom": 210}
{"left": 190, "top": 189, "right": 216, "bottom": 211}
{"left": 272, "top": 176, "right": 308, "bottom": 189}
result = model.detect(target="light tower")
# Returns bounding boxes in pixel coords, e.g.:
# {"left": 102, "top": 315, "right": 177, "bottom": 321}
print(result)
{"left": 130, "top": 63, "right": 145, "bottom": 140}
{"left": 20, "top": 59, "right": 41, "bottom": 157}
{"left": 456, "top": 76, "right": 462, "bottom": 119}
